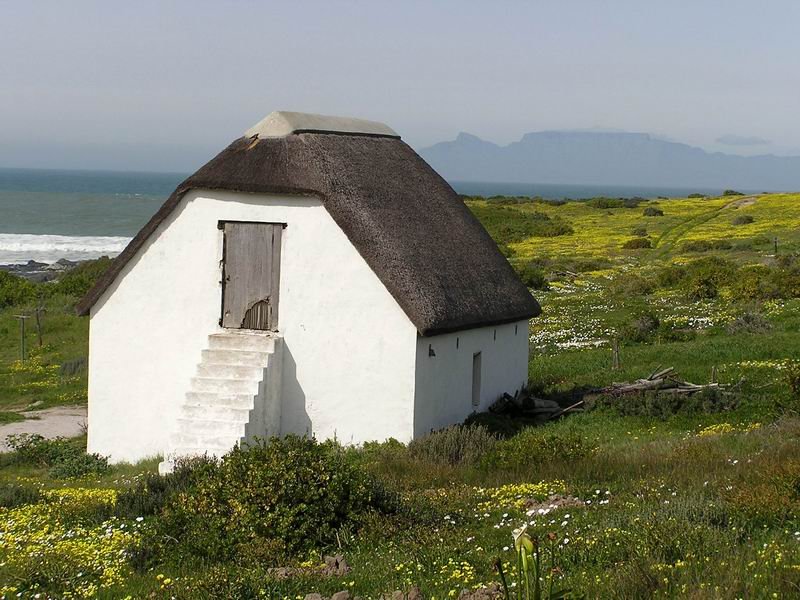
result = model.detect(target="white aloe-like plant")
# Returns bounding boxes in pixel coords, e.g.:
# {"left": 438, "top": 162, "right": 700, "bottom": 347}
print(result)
{"left": 494, "top": 525, "right": 577, "bottom": 600}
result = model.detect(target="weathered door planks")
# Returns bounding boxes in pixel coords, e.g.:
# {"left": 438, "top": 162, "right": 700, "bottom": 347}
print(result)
{"left": 221, "top": 222, "right": 282, "bottom": 330}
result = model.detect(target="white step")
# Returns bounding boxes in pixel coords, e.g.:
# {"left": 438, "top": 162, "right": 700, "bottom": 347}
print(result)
{"left": 208, "top": 333, "right": 275, "bottom": 352}
{"left": 201, "top": 349, "right": 271, "bottom": 366}
{"left": 161, "top": 332, "right": 281, "bottom": 473}
{"left": 167, "top": 446, "right": 231, "bottom": 459}
{"left": 184, "top": 391, "right": 255, "bottom": 409}
{"left": 180, "top": 404, "right": 252, "bottom": 422}
{"left": 170, "top": 432, "right": 243, "bottom": 449}
{"left": 197, "top": 363, "right": 266, "bottom": 380}
{"left": 190, "top": 377, "right": 260, "bottom": 394}
{"left": 177, "top": 418, "right": 245, "bottom": 437}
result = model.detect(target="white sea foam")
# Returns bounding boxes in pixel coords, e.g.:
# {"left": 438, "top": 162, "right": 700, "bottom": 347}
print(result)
{"left": 0, "top": 233, "right": 131, "bottom": 265}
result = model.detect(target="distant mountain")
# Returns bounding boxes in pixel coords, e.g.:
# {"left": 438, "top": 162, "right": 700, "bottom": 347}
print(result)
{"left": 419, "top": 131, "right": 800, "bottom": 191}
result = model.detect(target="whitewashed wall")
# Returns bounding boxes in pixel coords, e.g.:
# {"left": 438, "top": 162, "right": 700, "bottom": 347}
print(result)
{"left": 412, "top": 320, "right": 530, "bottom": 437}
{"left": 88, "top": 190, "right": 418, "bottom": 463}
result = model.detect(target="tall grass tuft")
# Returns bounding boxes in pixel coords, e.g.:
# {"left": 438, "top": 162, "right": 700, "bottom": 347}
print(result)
{"left": 408, "top": 424, "right": 497, "bottom": 466}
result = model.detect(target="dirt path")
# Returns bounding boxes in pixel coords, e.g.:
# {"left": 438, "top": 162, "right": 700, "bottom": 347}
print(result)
{"left": 651, "top": 197, "right": 759, "bottom": 258}
{"left": 0, "top": 406, "right": 87, "bottom": 452}
{"left": 726, "top": 195, "right": 758, "bottom": 209}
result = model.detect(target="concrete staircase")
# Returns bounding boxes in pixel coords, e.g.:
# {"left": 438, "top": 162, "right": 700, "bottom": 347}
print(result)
{"left": 158, "top": 330, "right": 281, "bottom": 474}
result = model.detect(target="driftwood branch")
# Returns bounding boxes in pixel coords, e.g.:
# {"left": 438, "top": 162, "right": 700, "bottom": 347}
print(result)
{"left": 599, "top": 367, "right": 728, "bottom": 397}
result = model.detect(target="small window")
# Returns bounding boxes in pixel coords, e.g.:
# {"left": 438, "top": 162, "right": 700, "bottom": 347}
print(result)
{"left": 471, "top": 352, "right": 482, "bottom": 408}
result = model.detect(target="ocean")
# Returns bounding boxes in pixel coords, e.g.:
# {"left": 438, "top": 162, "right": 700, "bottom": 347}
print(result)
{"left": 0, "top": 168, "right": 182, "bottom": 264}
{"left": 0, "top": 167, "right": 740, "bottom": 264}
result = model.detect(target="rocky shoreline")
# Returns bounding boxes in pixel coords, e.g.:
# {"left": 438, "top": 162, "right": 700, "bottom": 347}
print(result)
{"left": 0, "top": 258, "right": 84, "bottom": 282}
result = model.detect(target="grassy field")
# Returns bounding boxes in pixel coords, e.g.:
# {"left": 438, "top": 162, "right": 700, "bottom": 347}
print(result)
{"left": 0, "top": 193, "right": 798, "bottom": 598}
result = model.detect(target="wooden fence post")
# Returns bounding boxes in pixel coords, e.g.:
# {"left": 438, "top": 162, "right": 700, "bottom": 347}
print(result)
{"left": 34, "top": 302, "right": 46, "bottom": 348}
{"left": 14, "top": 314, "right": 30, "bottom": 362}
{"left": 612, "top": 338, "right": 621, "bottom": 371}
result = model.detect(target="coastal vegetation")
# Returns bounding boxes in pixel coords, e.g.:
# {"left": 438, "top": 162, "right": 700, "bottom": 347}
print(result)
{"left": 0, "top": 192, "right": 799, "bottom": 598}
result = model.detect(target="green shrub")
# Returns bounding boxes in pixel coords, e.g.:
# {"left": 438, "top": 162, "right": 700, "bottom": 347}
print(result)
{"left": 483, "top": 427, "right": 596, "bottom": 469}
{"left": 683, "top": 275, "right": 718, "bottom": 299}
{"left": 723, "top": 189, "right": 745, "bottom": 196}
{"left": 50, "top": 256, "right": 113, "bottom": 297}
{"left": 590, "top": 388, "right": 739, "bottom": 419}
{"left": 0, "top": 483, "right": 42, "bottom": 508}
{"left": 631, "top": 226, "right": 648, "bottom": 237}
{"left": 732, "top": 214, "right": 755, "bottom": 226}
{"left": 528, "top": 256, "right": 612, "bottom": 276}
{"left": 688, "top": 193, "right": 707, "bottom": 198}
{"left": 608, "top": 273, "right": 656, "bottom": 297}
{"left": 489, "top": 195, "right": 545, "bottom": 205}
{"left": 774, "top": 255, "right": 800, "bottom": 298}
{"left": 156, "top": 436, "right": 396, "bottom": 564}
{"left": 585, "top": 197, "right": 643, "bottom": 209}
{"left": 620, "top": 312, "right": 660, "bottom": 343}
{"left": 116, "top": 456, "right": 217, "bottom": 519}
{"left": 726, "top": 309, "right": 771, "bottom": 334}
{"left": 679, "top": 257, "right": 737, "bottom": 300}
{"left": 515, "top": 262, "right": 550, "bottom": 290}
{"left": 730, "top": 266, "right": 781, "bottom": 300}
{"left": 586, "top": 197, "right": 625, "bottom": 209}
{"left": 464, "top": 411, "right": 530, "bottom": 438}
{"left": 6, "top": 434, "right": 109, "bottom": 478}
{"left": 622, "top": 238, "right": 652, "bottom": 250}
{"left": 655, "top": 263, "right": 687, "bottom": 288}
{"left": 469, "top": 206, "right": 574, "bottom": 244}
{"left": 681, "top": 239, "right": 733, "bottom": 252}
{"left": 408, "top": 424, "right": 497, "bottom": 466}
{"left": 656, "top": 323, "right": 697, "bottom": 342}
{"left": 0, "top": 271, "right": 36, "bottom": 309}
{"left": 643, "top": 207, "right": 664, "bottom": 217}
{"left": 655, "top": 258, "right": 786, "bottom": 301}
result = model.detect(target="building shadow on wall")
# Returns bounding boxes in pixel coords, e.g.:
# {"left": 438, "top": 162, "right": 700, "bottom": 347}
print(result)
{"left": 280, "top": 343, "right": 312, "bottom": 437}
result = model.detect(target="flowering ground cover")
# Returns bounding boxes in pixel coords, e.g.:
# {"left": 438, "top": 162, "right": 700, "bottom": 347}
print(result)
{"left": 0, "top": 193, "right": 798, "bottom": 597}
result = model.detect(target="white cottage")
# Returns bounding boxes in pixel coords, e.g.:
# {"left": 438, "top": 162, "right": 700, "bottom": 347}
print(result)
{"left": 77, "top": 111, "right": 540, "bottom": 470}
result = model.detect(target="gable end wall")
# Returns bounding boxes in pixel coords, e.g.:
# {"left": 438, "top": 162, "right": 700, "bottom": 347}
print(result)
{"left": 87, "top": 190, "right": 418, "bottom": 463}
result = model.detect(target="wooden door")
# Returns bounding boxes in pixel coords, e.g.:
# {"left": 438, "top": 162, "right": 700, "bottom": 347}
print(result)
{"left": 221, "top": 222, "right": 282, "bottom": 330}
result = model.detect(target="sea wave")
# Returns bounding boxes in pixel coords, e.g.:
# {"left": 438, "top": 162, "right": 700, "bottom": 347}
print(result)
{"left": 0, "top": 233, "right": 131, "bottom": 264}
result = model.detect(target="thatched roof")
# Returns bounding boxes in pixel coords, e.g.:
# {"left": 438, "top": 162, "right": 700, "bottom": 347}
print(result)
{"left": 77, "top": 113, "right": 540, "bottom": 335}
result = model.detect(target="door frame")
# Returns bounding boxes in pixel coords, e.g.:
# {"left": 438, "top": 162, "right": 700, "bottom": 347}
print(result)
{"left": 217, "top": 220, "right": 287, "bottom": 330}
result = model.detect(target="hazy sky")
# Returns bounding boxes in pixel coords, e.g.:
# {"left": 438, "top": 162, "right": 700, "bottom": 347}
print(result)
{"left": 2, "top": 0, "right": 799, "bottom": 172}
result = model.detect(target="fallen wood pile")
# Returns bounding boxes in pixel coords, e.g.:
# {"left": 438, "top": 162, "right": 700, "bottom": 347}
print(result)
{"left": 486, "top": 367, "right": 736, "bottom": 424}
{"left": 599, "top": 366, "right": 731, "bottom": 396}
{"left": 488, "top": 388, "right": 581, "bottom": 422}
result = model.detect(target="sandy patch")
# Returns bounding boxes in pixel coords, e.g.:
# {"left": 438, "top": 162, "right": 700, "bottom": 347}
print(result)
{"left": 727, "top": 196, "right": 758, "bottom": 208}
{"left": 0, "top": 405, "right": 87, "bottom": 452}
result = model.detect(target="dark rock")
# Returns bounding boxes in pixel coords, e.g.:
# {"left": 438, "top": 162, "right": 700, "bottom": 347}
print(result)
{"left": 268, "top": 554, "right": 350, "bottom": 582}
{"left": 267, "top": 566, "right": 295, "bottom": 580}
{"left": 321, "top": 554, "right": 350, "bottom": 577}
{"left": 457, "top": 583, "right": 502, "bottom": 600}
